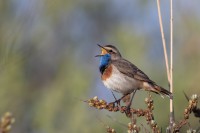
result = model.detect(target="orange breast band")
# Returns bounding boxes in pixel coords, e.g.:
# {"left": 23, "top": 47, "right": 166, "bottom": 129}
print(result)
{"left": 101, "top": 65, "right": 113, "bottom": 81}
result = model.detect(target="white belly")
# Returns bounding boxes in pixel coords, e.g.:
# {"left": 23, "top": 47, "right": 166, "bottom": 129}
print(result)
{"left": 102, "top": 65, "right": 140, "bottom": 94}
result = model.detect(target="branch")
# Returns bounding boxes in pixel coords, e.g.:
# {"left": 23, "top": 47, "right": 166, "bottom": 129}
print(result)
{"left": 173, "top": 94, "right": 199, "bottom": 132}
{"left": 85, "top": 96, "right": 160, "bottom": 133}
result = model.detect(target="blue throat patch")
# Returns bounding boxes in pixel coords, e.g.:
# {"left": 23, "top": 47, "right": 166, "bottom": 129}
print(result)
{"left": 99, "top": 54, "right": 111, "bottom": 74}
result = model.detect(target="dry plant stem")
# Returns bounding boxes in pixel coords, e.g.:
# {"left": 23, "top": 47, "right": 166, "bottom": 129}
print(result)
{"left": 85, "top": 96, "right": 161, "bottom": 133}
{"left": 97, "top": 117, "right": 116, "bottom": 133}
{"left": 141, "top": 124, "right": 150, "bottom": 133}
{"left": 156, "top": 0, "right": 171, "bottom": 82}
{"left": 0, "top": 112, "right": 15, "bottom": 133}
{"left": 127, "top": 117, "right": 140, "bottom": 133}
{"left": 156, "top": 0, "right": 174, "bottom": 129}
{"left": 173, "top": 94, "right": 198, "bottom": 132}
{"left": 169, "top": 0, "right": 174, "bottom": 127}
{"left": 85, "top": 94, "right": 199, "bottom": 132}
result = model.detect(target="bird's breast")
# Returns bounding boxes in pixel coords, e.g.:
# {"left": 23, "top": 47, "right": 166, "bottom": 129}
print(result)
{"left": 101, "top": 65, "right": 141, "bottom": 94}
{"left": 101, "top": 65, "right": 113, "bottom": 81}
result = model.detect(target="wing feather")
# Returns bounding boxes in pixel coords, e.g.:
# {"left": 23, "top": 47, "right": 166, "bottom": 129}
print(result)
{"left": 111, "top": 59, "right": 155, "bottom": 84}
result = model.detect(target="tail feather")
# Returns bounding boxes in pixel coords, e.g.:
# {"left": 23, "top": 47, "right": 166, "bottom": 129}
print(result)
{"left": 143, "top": 82, "right": 173, "bottom": 99}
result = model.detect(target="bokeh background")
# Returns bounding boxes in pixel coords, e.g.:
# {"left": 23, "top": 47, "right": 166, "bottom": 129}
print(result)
{"left": 0, "top": 0, "right": 200, "bottom": 132}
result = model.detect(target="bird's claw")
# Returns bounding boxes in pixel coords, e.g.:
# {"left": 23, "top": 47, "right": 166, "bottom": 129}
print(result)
{"left": 109, "top": 99, "right": 121, "bottom": 107}
{"left": 115, "top": 99, "right": 121, "bottom": 106}
{"left": 125, "top": 106, "right": 132, "bottom": 117}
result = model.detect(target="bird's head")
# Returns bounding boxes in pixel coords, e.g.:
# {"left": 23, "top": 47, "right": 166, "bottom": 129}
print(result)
{"left": 95, "top": 44, "right": 122, "bottom": 60}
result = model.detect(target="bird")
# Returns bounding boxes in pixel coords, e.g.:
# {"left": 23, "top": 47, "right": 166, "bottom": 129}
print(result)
{"left": 96, "top": 44, "right": 172, "bottom": 107}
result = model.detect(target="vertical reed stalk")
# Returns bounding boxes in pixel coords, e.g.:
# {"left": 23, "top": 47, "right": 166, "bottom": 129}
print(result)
{"left": 156, "top": 0, "right": 171, "bottom": 82}
{"left": 156, "top": 0, "right": 174, "bottom": 130}
{"left": 170, "top": 0, "right": 174, "bottom": 128}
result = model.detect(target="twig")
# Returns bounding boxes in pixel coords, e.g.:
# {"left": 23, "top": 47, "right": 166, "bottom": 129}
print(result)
{"left": 183, "top": 92, "right": 200, "bottom": 118}
{"left": 85, "top": 96, "right": 161, "bottom": 133}
{"left": 183, "top": 91, "right": 190, "bottom": 101}
{"left": 96, "top": 117, "right": 116, "bottom": 133}
{"left": 128, "top": 117, "right": 140, "bottom": 133}
{"left": 0, "top": 112, "right": 15, "bottom": 133}
{"left": 141, "top": 124, "right": 150, "bottom": 133}
{"left": 173, "top": 94, "right": 198, "bottom": 132}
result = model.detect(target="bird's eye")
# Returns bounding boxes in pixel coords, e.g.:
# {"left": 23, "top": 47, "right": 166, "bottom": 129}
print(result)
{"left": 109, "top": 50, "right": 113, "bottom": 53}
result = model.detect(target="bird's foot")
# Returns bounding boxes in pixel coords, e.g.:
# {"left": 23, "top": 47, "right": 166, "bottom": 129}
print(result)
{"left": 125, "top": 105, "right": 132, "bottom": 117}
{"left": 114, "top": 99, "right": 121, "bottom": 106}
{"left": 109, "top": 99, "right": 121, "bottom": 107}
{"left": 124, "top": 102, "right": 132, "bottom": 117}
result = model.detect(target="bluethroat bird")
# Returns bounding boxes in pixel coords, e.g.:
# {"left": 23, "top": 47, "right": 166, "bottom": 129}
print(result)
{"left": 96, "top": 44, "right": 172, "bottom": 108}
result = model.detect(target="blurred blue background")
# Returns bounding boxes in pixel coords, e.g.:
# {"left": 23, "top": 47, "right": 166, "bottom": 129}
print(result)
{"left": 0, "top": 0, "right": 200, "bottom": 132}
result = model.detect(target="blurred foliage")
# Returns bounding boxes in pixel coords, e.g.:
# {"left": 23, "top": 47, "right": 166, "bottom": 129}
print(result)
{"left": 0, "top": 0, "right": 200, "bottom": 133}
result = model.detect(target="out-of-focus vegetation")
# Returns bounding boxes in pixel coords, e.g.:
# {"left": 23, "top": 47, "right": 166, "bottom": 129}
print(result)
{"left": 0, "top": 0, "right": 200, "bottom": 133}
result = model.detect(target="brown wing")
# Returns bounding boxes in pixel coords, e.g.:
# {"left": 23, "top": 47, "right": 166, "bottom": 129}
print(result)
{"left": 111, "top": 59, "right": 155, "bottom": 84}
{"left": 111, "top": 59, "right": 173, "bottom": 99}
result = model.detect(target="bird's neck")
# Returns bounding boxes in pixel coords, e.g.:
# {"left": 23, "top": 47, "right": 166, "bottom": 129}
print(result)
{"left": 99, "top": 54, "right": 111, "bottom": 74}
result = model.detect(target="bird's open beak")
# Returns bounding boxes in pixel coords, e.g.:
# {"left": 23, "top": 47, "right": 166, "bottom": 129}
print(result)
{"left": 97, "top": 44, "right": 105, "bottom": 49}
{"left": 95, "top": 54, "right": 103, "bottom": 57}
{"left": 95, "top": 44, "right": 108, "bottom": 57}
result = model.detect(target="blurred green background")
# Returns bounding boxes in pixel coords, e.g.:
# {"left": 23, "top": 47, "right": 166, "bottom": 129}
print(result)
{"left": 0, "top": 0, "right": 200, "bottom": 132}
